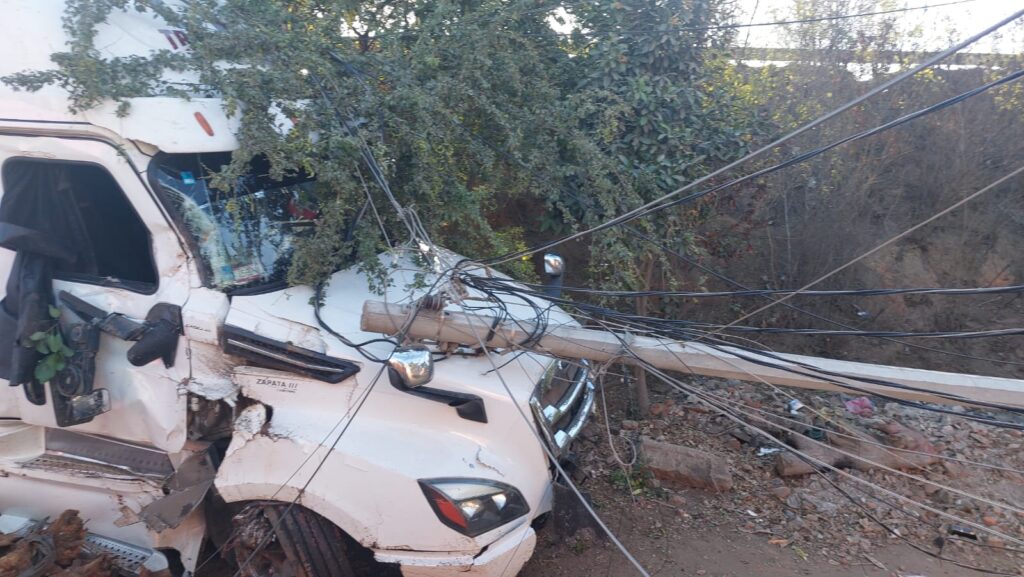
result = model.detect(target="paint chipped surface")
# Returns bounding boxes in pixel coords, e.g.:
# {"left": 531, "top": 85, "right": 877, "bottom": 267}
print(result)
{"left": 233, "top": 403, "right": 268, "bottom": 443}
{"left": 113, "top": 504, "right": 141, "bottom": 527}
{"left": 185, "top": 376, "right": 237, "bottom": 403}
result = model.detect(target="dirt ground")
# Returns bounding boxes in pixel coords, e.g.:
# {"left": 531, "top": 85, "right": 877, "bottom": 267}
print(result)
{"left": 524, "top": 524, "right": 984, "bottom": 577}
{"left": 520, "top": 376, "right": 1024, "bottom": 577}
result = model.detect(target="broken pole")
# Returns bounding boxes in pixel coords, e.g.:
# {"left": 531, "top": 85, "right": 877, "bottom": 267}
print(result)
{"left": 361, "top": 300, "right": 1024, "bottom": 409}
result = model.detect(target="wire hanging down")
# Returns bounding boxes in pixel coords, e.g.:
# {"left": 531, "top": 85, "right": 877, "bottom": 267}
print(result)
{"left": 481, "top": 8, "right": 1024, "bottom": 266}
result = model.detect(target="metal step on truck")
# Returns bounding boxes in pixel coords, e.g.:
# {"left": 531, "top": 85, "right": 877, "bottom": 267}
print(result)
{"left": 0, "top": 3, "right": 594, "bottom": 576}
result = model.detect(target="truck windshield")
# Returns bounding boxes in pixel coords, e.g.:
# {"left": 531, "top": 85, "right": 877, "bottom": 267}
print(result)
{"left": 153, "top": 153, "right": 317, "bottom": 291}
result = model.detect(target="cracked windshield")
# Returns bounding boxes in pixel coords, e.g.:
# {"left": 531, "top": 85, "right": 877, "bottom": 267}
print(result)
{"left": 153, "top": 153, "right": 318, "bottom": 290}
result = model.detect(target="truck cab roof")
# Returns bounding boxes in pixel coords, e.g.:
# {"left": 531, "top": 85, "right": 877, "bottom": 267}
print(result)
{"left": 0, "top": 1, "right": 239, "bottom": 152}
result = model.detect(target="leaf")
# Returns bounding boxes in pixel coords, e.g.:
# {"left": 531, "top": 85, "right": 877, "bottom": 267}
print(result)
{"left": 35, "top": 342, "right": 50, "bottom": 355}
{"left": 47, "top": 333, "right": 62, "bottom": 353}
{"left": 34, "top": 362, "right": 56, "bottom": 384}
{"left": 49, "top": 305, "right": 61, "bottom": 319}
{"left": 29, "top": 331, "right": 47, "bottom": 342}
{"left": 61, "top": 345, "right": 74, "bottom": 358}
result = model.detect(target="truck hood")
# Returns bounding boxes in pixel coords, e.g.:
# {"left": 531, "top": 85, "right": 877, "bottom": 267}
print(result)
{"left": 223, "top": 249, "right": 570, "bottom": 406}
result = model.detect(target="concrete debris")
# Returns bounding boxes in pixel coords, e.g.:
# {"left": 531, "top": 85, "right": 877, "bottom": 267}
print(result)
{"left": 775, "top": 419, "right": 938, "bottom": 477}
{"left": 564, "top": 372, "right": 1024, "bottom": 574}
{"left": 640, "top": 436, "right": 733, "bottom": 492}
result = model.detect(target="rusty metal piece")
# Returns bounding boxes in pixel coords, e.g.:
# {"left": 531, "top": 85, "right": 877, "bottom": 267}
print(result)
{"left": 140, "top": 450, "right": 216, "bottom": 531}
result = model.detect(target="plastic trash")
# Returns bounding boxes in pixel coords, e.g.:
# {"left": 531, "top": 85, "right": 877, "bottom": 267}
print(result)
{"left": 844, "top": 396, "right": 875, "bottom": 417}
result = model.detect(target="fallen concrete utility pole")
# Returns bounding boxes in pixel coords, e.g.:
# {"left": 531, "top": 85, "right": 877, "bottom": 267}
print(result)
{"left": 362, "top": 300, "right": 1024, "bottom": 409}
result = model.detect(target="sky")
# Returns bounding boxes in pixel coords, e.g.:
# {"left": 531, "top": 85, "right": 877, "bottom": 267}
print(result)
{"left": 731, "top": 0, "right": 1024, "bottom": 53}
{"left": 548, "top": 0, "right": 1023, "bottom": 54}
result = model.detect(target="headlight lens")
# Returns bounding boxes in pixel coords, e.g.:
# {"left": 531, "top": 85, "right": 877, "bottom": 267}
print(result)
{"left": 418, "top": 478, "right": 530, "bottom": 537}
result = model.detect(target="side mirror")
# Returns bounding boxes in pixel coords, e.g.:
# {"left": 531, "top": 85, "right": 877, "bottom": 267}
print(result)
{"left": 543, "top": 253, "right": 564, "bottom": 298}
{"left": 387, "top": 345, "right": 434, "bottom": 388}
{"left": 127, "top": 303, "right": 182, "bottom": 368}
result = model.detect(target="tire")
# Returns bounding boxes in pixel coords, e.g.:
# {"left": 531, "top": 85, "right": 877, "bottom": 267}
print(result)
{"left": 230, "top": 503, "right": 357, "bottom": 577}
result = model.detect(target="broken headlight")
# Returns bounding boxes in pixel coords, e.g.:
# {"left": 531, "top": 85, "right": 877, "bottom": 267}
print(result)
{"left": 418, "top": 478, "right": 530, "bottom": 537}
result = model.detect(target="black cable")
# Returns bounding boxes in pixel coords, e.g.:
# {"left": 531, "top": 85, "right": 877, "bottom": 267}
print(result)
{"left": 313, "top": 284, "right": 396, "bottom": 363}
{"left": 231, "top": 363, "right": 387, "bottom": 577}
{"left": 481, "top": 64, "right": 1024, "bottom": 265}
{"left": 486, "top": 279, "right": 1024, "bottom": 300}
{"left": 460, "top": 271, "right": 1024, "bottom": 424}
{"left": 641, "top": 321, "right": 1024, "bottom": 340}
{"left": 641, "top": 362, "right": 1020, "bottom": 575}
{"left": 468, "top": 276, "right": 1024, "bottom": 340}
{"left": 621, "top": 227, "right": 1024, "bottom": 368}
{"left": 587, "top": 317, "right": 1022, "bottom": 574}
{"left": 363, "top": 0, "right": 981, "bottom": 40}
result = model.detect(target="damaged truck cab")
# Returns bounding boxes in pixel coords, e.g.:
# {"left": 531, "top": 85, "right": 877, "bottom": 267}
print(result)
{"left": 0, "top": 3, "right": 594, "bottom": 576}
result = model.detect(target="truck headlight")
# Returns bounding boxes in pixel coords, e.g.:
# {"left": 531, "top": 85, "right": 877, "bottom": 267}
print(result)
{"left": 418, "top": 478, "right": 530, "bottom": 537}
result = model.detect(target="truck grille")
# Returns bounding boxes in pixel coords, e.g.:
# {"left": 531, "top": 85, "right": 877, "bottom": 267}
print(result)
{"left": 530, "top": 360, "right": 595, "bottom": 455}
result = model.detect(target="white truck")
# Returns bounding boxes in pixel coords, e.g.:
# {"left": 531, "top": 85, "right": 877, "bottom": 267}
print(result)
{"left": 0, "top": 3, "right": 593, "bottom": 576}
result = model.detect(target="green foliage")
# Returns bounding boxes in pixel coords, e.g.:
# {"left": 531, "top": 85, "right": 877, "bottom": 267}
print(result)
{"left": 558, "top": 0, "right": 760, "bottom": 315}
{"left": 27, "top": 306, "right": 74, "bottom": 385}
{"left": 3, "top": 0, "right": 761, "bottom": 295}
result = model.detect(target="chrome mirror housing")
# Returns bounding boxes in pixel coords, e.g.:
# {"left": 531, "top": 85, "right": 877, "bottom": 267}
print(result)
{"left": 388, "top": 345, "right": 434, "bottom": 388}
{"left": 543, "top": 253, "right": 564, "bottom": 277}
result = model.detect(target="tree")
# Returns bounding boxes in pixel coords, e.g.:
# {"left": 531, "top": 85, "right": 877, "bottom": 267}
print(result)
{"left": 4, "top": 0, "right": 762, "bottom": 397}
{"left": 552, "top": 0, "right": 760, "bottom": 412}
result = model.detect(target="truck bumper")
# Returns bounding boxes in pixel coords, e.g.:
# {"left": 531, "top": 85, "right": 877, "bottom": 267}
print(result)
{"left": 373, "top": 523, "right": 536, "bottom": 577}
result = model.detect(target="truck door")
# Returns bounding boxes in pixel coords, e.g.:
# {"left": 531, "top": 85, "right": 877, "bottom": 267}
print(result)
{"left": 0, "top": 135, "right": 191, "bottom": 452}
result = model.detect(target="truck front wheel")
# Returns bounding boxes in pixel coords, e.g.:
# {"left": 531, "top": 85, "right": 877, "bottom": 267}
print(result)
{"left": 229, "top": 502, "right": 358, "bottom": 577}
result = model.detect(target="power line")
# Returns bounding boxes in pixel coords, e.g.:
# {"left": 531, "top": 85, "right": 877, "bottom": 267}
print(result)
{"left": 480, "top": 278, "right": 1024, "bottom": 299}
{"left": 458, "top": 270, "right": 1024, "bottom": 421}
{"left": 663, "top": 322, "right": 1024, "bottom": 340}
{"left": 554, "top": 0, "right": 984, "bottom": 37}
{"left": 702, "top": 164, "right": 1024, "bottom": 344}
{"left": 480, "top": 8, "right": 1024, "bottom": 266}
{"left": 619, "top": 227, "right": 1024, "bottom": 367}
{"left": 362, "top": 0, "right": 983, "bottom": 39}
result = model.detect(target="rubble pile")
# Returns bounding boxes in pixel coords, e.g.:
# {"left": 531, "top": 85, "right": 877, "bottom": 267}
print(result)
{"left": 0, "top": 510, "right": 168, "bottom": 577}
{"left": 573, "top": 377, "right": 1024, "bottom": 573}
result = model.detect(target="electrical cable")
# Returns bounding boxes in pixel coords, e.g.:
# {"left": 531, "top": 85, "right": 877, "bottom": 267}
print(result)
{"left": 603, "top": 326, "right": 1024, "bottom": 573}
{"left": 449, "top": 297, "right": 653, "bottom": 577}
{"left": 621, "top": 227, "right": 1024, "bottom": 368}
{"left": 480, "top": 8, "right": 1024, "bottom": 266}
{"left": 701, "top": 164, "right": 1024, "bottom": 345}
{"left": 631, "top": 321, "right": 1024, "bottom": 340}
{"left": 496, "top": 65, "right": 1024, "bottom": 265}
{"left": 468, "top": 276, "right": 1024, "bottom": 340}
{"left": 366, "top": 0, "right": 984, "bottom": 39}
{"left": 231, "top": 364, "right": 387, "bottom": 577}
{"left": 457, "top": 271, "right": 1024, "bottom": 423}
{"left": 497, "top": 299, "right": 1023, "bottom": 573}
{"left": 483, "top": 279, "right": 1024, "bottom": 300}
